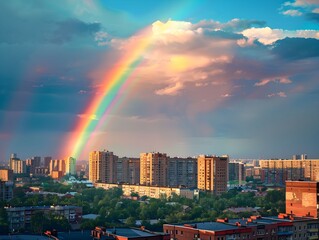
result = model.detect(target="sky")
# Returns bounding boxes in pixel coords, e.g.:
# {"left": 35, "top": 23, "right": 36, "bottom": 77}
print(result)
{"left": 1, "top": 0, "right": 319, "bottom": 161}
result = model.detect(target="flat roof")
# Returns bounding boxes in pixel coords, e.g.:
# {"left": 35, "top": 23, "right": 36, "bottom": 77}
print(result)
{"left": 106, "top": 228, "right": 161, "bottom": 237}
{"left": 168, "top": 222, "right": 242, "bottom": 231}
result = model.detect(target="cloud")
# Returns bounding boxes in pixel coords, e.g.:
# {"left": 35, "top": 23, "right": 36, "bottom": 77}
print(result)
{"left": 306, "top": 12, "right": 319, "bottom": 22}
{"left": 281, "top": 0, "right": 319, "bottom": 18}
{"left": 255, "top": 77, "right": 292, "bottom": 86}
{"left": 0, "top": 2, "right": 100, "bottom": 44}
{"left": 242, "top": 27, "right": 319, "bottom": 45}
{"left": 50, "top": 18, "right": 101, "bottom": 44}
{"left": 268, "top": 92, "right": 287, "bottom": 98}
{"left": 155, "top": 82, "right": 184, "bottom": 96}
{"left": 282, "top": 9, "right": 303, "bottom": 16}
{"left": 272, "top": 37, "right": 319, "bottom": 59}
{"left": 194, "top": 18, "right": 266, "bottom": 32}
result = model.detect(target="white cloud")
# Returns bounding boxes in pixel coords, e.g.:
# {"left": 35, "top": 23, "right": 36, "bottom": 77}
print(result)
{"left": 282, "top": 9, "right": 303, "bottom": 16}
{"left": 242, "top": 27, "right": 319, "bottom": 45}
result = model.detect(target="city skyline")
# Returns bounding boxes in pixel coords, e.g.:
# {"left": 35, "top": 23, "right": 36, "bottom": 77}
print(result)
{"left": 1, "top": 0, "right": 319, "bottom": 160}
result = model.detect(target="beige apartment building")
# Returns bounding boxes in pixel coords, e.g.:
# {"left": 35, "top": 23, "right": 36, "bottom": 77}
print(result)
{"left": 259, "top": 159, "right": 319, "bottom": 185}
{"left": 140, "top": 152, "right": 168, "bottom": 186}
{"left": 89, "top": 150, "right": 118, "bottom": 183}
{"left": 197, "top": 155, "right": 229, "bottom": 195}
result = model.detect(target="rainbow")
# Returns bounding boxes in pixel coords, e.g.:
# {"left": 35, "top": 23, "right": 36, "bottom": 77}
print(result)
{"left": 64, "top": 27, "right": 153, "bottom": 159}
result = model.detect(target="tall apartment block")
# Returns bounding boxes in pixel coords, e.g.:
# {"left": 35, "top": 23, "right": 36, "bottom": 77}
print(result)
{"left": 168, "top": 157, "right": 197, "bottom": 188}
{"left": 44, "top": 156, "right": 52, "bottom": 169}
{"left": 49, "top": 159, "right": 66, "bottom": 177}
{"left": 89, "top": 150, "right": 118, "bottom": 183}
{"left": 9, "top": 153, "right": 26, "bottom": 174}
{"left": 140, "top": 152, "right": 168, "bottom": 186}
{"left": 117, "top": 157, "right": 140, "bottom": 184}
{"left": 286, "top": 181, "right": 319, "bottom": 218}
{"left": 26, "top": 156, "right": 41, "bottom": 175}
{"left": 197, "top": 155, "right": 229, "bottom": 195}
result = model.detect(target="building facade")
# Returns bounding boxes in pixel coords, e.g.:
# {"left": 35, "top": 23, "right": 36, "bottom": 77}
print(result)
{"left": 65, "top": 156, "right": 76, "bottom": 175}
{"left": 140, "top": 152, "right": 168, "bottom": 186}
{"left": 6, "top": 205, "right": 82, "bottom": 231}
{"left": 9, "top": 154, "right": 26, "bottom": 174}
{"left": 259, "top": 159, "right": 319, "bottom": 185}
{"left": 118, "top": 157, "right": 140, "bottom": 184}
{"left": 164, "top": 215, "right": 318, "bottom": 240}
{"left": 49, "top": 159, "right": 66, "bottom": 176}
{"left": 197, "top": 155, "right": 229, "bottom": 195}
{"left": 89, "top": 150, "right": 118, "bottom": 183}
{"left": 228, "top": 162, "right": 245, "bottom": 184}
{"left": 95, "top": 183, "right": 199, "bottom": 200}
{"left": 286, "top": 181, "right": 319, "bottom": 218}
{"left": 0, "top": 180, "right": 13, "bottom": 201}
{"left": 0, "top": 168, "right": 13, "bottom": 181}
{"left": 168, "top": 157, "right": 197, "bottom": 188}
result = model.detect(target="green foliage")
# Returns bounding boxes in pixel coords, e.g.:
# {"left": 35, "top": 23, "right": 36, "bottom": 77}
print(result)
{"left": 4, "top": 184, "right": 286, "bottom": 231}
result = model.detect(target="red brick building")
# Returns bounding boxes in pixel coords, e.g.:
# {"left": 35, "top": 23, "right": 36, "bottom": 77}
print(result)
{"left": 91, "top": 227, "right": 170, "bottom": 240}
{"left": 286, "top": 181, "right": 319, "bottom": 218}
{"left": 163, "top": 215, "right": 318, "bottom": 240}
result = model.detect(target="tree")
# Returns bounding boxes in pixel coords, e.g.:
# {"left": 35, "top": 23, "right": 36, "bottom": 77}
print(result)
{"left": 31, "top": 211, "right": 47, "bottom": 233}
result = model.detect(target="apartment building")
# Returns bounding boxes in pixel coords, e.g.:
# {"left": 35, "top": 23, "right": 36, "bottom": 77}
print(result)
{"left": 197, "top": 155, "right": 229, "bottom": 195}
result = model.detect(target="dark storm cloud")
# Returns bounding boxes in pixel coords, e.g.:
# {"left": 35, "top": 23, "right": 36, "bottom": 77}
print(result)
{"left": 272, "top": 38, "right": 319, "bottom": 60}
{"left": 51, "top": 19, "right": 101, "bottom": 44}
{"left": 203, "top": 30, "right": 244, "bottom": 40}
{"left": 0, "top": 2, "right": 100, "bottom": 44}
{"left": 306, "top": 12, "right": 319, "bottom": 22}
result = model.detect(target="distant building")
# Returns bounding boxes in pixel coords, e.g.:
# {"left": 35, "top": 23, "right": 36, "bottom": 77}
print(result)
{"left": 49, "top": 159, "right": 66, "bottom": 176}
{"left": 34, "top": 166, "right": 49, "bottom": 176}
{"left": 95, "top": 183, "right": 199, "bottom": 200}
{"left": 89, "top": 150, "right": 118, "bottom": 183}
{"left": 259, "top": 158, "right": 319, "bottom": 185}
{"left": 245, "top": 166, "right": 264, "bottom": 181}
{"left": 197, "top": 155, "right": 228, "bottom": 195}
{"left": 0, "top": 180, "right": 13, "bottom": 201}
{"left": 51, "top": 170, "right": 64, "bottom": 180}
{"left": 286, "top": 181, "right": 319, "bottom": 218}
{"left": 229, "top": 162, "right": 245, "bottom": 184}
{"left": 118, "top": 157, "right": 140, "bottom": 184}
{"left": 140, "top": 152, "right": 168, "bottom": 186}
{"left": 6, "top": 205, "right": 82, "bottom": 231}
{"left": 0, "top": 168, "right": 13, "bottom": 181}
{"left": 9, "top": 153, "right": 26, "bottom": 174}
{"left": 65, "top": 156, "right": 76, "bottom": 175}
{"left": 26, "top": 156, "right": 41, "bottom": 175}
{"left": 168, "top": 157, "right": 197, "bottom": 188}
{"left": 44, "top": 156, "right": 52, "bottom": 169}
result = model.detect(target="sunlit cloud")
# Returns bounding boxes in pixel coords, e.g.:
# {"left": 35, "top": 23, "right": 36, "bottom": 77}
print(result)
{"left": 242, "top": 27, "right": 319, "bottom": 44}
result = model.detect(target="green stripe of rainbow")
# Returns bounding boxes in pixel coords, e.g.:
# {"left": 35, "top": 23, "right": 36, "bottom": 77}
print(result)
{"left": 64, "top": 27, "right": 153, "bottom": 159}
